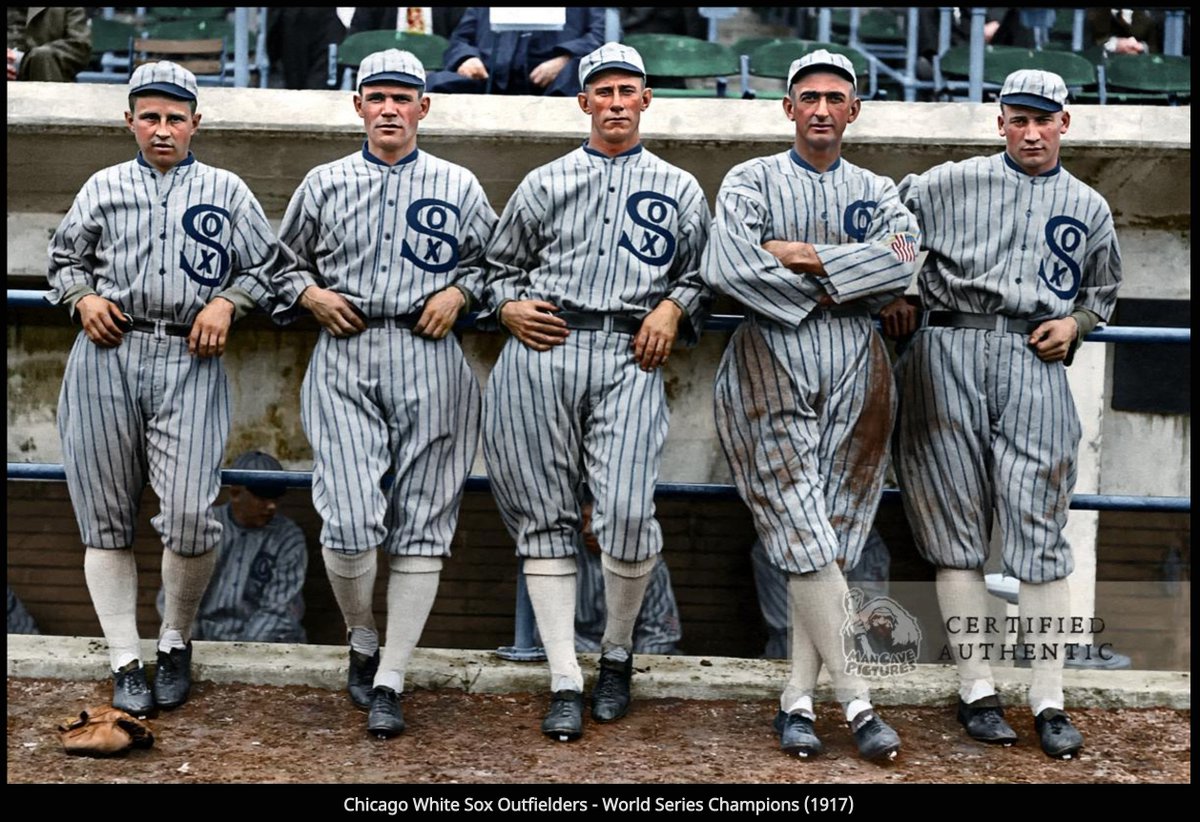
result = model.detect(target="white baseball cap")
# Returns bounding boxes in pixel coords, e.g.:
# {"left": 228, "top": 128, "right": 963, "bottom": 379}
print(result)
{"left": 999, "top": 69, "right": 1068, "bottom": 112}
{"left": 129, "top": 60, "right": 198, "bottom": 101}
{"left": 357, "top": 48, "right": 426, "bottom": 91}
{"left": 579, "top": 41, "right": 646, "bottom": 87}
{"left": 787, "top": 48, "right": 857, "bottom": 91}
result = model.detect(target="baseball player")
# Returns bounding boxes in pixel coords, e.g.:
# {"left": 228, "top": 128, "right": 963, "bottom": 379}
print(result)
{"left": 45, "top": 62, "right": 280, "bottom": 716}
{"left": 480, "top": 42, "right": 711, "bottom": 741}
{"left": 894, "top": 69, "right": 1122, "bottom": 759}
{"left": 154, "top": 451, "right": 308, "bottom": 643}
{"left": 701, "top": 50, "right": 919, "bottom": 762}
{"left": 272, "top": 49, "right": 498, "bottom": 738}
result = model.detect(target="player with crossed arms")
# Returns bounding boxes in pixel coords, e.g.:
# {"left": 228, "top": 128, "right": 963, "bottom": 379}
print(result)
{"left": 702, "top": 50, "right": 920, "bottom": 762}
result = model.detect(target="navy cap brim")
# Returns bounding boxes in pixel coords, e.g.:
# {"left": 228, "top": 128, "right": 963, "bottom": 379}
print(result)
{"left": 359, "top": 71, "right": 425, "bottom": 90}
{"left": 131, "top": 81, "right": 196, "bottom": 101}
{"left": 244, "top": 482, "right": 287, "bottom": 500}
{"left": 999, "top": 93, "right": 1062, "bottom": 112}
{"left": 583, "top": 61, "right": 645, "bottom": 85}
{"left": 789, "top": 65, "right": 857, "bottom": 90}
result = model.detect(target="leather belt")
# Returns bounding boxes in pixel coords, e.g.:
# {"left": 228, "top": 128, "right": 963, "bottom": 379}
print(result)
{"left": 809, "top": 304, "right": 871, "bottom": 321}
{"left": 556, "top": 311, "right": 642, "bottom": 335}
{"left": 124, "top": 316, "right": 191, "bottom": 337}
{"left": 924, "top": 311, "right": 1042, "bottom": 335}
{"left": 361, "top": 312, "right": 424, "bottom": 330}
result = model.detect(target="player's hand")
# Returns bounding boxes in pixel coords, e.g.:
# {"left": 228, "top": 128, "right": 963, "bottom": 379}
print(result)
{"left": 7, "top": 49, "right": 18, "bottom": 81}
{"left": 1113, "top": 36, "right": 1145, "bottom": 54}
{"left": 414, "top": 286, "right": 465, "bottom": 340}
{"left": 188, "top": 297, "right": 236, "bottom": 358}
{"left": 457, "top": 57, "right": 488, "bottom": 81}
{"left": 633, "top": 300, "right": 682, "bottom": 371}
{"left": 500, "top": 299, "right": 569, "bottom": 351}
{"left": 878, "top": 297, "right": 919, "bottom": 339}
{"left": 75, "top": 294, "right": 128, "bottom": 348}
{"left": 763, "top": 239, "right": 824, "bottom": 275}
{"left": 529, "top": 55, "right": 570, "bottom": 89}
{"left": 1029, "top": 317, "right": 1078, "bottom": 363}
{"left": 300, "top": 286, "right": 367, "bottom": 337}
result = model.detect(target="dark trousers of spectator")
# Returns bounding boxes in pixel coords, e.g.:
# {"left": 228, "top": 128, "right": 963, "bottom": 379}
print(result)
{"left": 268, "top": 8, "right": 346, "bottom": 90}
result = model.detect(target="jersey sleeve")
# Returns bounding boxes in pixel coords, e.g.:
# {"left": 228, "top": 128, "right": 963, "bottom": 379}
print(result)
{"left": 1075, "top": 203, "right": 1122, "bottom": 323}
{"left": 46, "top": 177, "right": 103, "bottom": 311}
{"left": 242, "top": 522, "right": 308, "bottom": 644}
{"left": 700, "top": 165, "right": 825, "bottom": 327}
{"left": 477, "top": 177, "right": 541, "bottom": 329}
{"left": 448, "top": 175, "right": 499, "bottom": 309}
{"left": 270, "top": 175, "right": 323, "bottom": 325}
{"left": 811, "top": 177, "right": 920, "bottom": 306}
{"left": 664, "top": 178, "right": 713, "bottom": 346}
{"left": 219, "top": 180, "right": 282, "bottom": 318}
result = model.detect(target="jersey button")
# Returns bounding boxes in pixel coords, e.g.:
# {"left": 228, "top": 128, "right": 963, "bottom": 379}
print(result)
{"left": 1026, "top": 210, "right": 1032, "bottom": 216}
{"left": 598, "top": 250, "right": 605, "bottom": 256}
{"left": 604, "top": 217, "right": 611, "bottom": 224}
{"left": 387, "top": 200, "right": 395, "bottom": 206}
{"left": 608, "top": 187, "right": 615, "bottom": 192}
{"left": 159, "top": 233, "right": 166, "bottom": 240}
{"left": 159, "top": 267, "right": 166, "bottom": 275}
{"left": 1021, "top": 245, "right": 1027, "bottom": 250}
{"left": 384, "top": 233, "right": 391, "bottom": 240}
{"left": 1015, "top": 277, "right": 1023, "bottom": 283}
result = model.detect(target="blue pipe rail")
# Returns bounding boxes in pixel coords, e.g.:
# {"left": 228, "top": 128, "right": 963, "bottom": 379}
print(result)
{"left": 7, "top": 290, "right": 1192, "bottom": 345}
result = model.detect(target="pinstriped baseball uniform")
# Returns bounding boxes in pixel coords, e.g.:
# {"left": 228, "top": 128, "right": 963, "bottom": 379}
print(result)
{"left": 703, "top": 150, "right": 919, "bottom": 575}
{"left": 895, "top": 152, "right": 1122, "bottom": 583}
{"left": 155, "top": 502, "right": 308, "bottom": 642}
{"left": 48, "top": 155, "right": 279, "bottom": 556}
{"left": 273, "top": 145, "right": 497, "bottom": 556}
{"left": 574, "top": 551, "right": 681, "bottom": 654}
{"left": 480, "top": 143, "right": 711, "bottom": 563}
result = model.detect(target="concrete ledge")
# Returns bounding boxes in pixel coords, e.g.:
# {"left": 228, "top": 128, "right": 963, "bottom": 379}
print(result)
{"left": 7, "top": 634, "right": 1190, "bottom": 710}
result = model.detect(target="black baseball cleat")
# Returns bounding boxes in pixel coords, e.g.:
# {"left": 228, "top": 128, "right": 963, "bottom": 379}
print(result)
{"left": 957, "top": 695, "right": 1019, "bottom": 745}
{"left": 591, "top": 655, "right": 633, "bottom": 722}
{"left": 152, "top": 642, "right": 193, "bottom": 710}
{"left": 112, "top": 661, "right": 155, "bottom": 717}
{"left": 348, "top": 649, "right": 380, "bottom": 711}
{"left": 1035, "top": 708, "right": 1084, "bottom": 759}
{"left": 541, "top": 690, "right": 584, "bottom": 741}
{"left": 774, "top": 710, "right": 823, "bottom": 758}
{"left": 366, "top": 686, "right": 406, "bottom": 738}
{"left": 849, "top": 709, "right": 901, "bottom": 762}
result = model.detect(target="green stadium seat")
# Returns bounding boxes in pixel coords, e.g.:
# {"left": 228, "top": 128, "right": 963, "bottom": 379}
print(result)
{"left": 335, "top": 29, "right": 450, "bottom": 89}
{"left": 620, "top": 33, "right": 740, "bottom": 98}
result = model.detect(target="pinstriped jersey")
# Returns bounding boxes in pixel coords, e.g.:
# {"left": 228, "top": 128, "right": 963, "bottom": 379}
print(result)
{"left": 47, "top": 153, "right": 278, "bottom": 320}
{"left": 481, "top": 143, "right": 712, "bottom": 344}
{"left": 156, "top": 504, "right": 308, "bottom": 643}
{"left": 898, "top": 152, "right": 1122, "bottom": 321}
{"left": 272, "top": 145, "right": 498, "bottom": 322}
{"left": 702, "top": 150, "right": 919, "bottom": 326}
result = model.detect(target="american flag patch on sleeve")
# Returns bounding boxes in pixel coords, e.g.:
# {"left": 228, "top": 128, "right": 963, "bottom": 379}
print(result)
{"left": 889, "top": 232, "right": 918, "bottom": 263}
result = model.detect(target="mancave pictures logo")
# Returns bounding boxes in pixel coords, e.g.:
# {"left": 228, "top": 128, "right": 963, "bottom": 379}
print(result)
{"left": 841, "top": 588, "right": 922, "bottom": 678}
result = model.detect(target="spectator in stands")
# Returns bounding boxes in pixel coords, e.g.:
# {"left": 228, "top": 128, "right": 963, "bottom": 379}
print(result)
{"left": 157, "top": 451, "right": 308, "bottom": 643}
{"left": 267, "top": 8, "right": 346, "bottom": 89}
{"left": 1087, "top": 8, "right": 1163, "bottom": 55}
{"left": 425, "top": 7, "right": 605, "bottom": 96}
{"left": 348, "top": 7, "right": 466, "bottom": 39}
{"left": 8, "top": 585, "right": 41, "bottom": 635}
{"left": 7, "top": 7, "right": 90, "bottom": 82}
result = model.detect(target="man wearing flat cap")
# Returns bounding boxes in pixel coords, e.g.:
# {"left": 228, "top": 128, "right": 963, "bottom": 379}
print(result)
{"left": 700, "top": 48, "right": 918, "bottom": 763}
{"left": 479, "top": 41, "right": 711, "bottom": 741}
{"left": 46, "top": 61, "right": 281, "bottom": 717}
{"left": 894, "top": 69, "right": 1122, "bottom": 758}
{"left": 272, "top": 49, "right": 498, "bottom": 738}
{"left": 155, "top": 450, "right": 308, "bottom": 644}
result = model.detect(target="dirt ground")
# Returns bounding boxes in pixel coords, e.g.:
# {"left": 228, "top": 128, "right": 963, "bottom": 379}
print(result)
{"left": 6, "top": 677, "right": 1190, "bottom": 789}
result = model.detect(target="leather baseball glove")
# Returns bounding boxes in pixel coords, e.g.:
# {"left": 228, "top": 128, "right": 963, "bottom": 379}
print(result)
{"left": 58, "top": 706, "right": 154, "bottom": 756}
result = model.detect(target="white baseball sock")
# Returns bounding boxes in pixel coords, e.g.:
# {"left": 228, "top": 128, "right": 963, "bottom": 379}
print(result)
{"left": 781, "top": 578, "right": 821, "bottom": 717}
{"left": 1021, "top": 577, "right": 1071, "bottom": 716}
{"left": 84, "top": 547, "right": 142, "bottom": 671}
{"left": 323, "top": 547, "right": 379, "bottom": 654}
{"left": 787, "top": 563, "right": 872, "bottom": 715}
{"left": 935, "top": 568, "right": 997, "bottom": 704}
{"left": 159, "top": 549, "right": 217, "bottom": 650}
{"left": 524, "top": 558, "right": 583, "bottom": 693}
{"left": 599, "top": 553, "right": 657, "bottom": 662}
{"left": 374, "top": 557, "right": 443, "bottom": 693}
